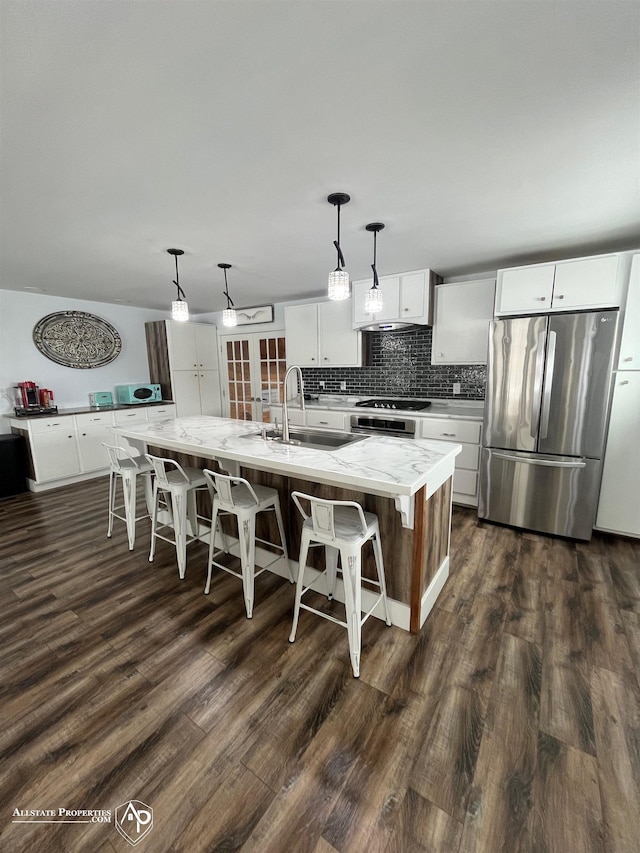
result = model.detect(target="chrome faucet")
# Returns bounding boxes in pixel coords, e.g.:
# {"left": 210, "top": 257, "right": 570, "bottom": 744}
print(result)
{"left": 282, "top": 365, "right": 305, "bottom": 442}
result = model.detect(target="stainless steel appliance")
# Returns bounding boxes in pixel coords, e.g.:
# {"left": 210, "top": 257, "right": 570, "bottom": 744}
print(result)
{"left": 355, "top": 398, "right": 431, "bottom": 411}
{"left": 350, "top": 414, "right": 416, "bottom": 438}
{"left": 479, "top": 310, "right": 619, "bottom": 539}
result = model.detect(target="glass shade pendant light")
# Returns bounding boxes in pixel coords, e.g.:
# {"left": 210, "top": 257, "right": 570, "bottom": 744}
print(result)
{"left": 364, "top": 222, "right": 385, "bottom": 314}
{"left": 327, "top": 192, "right": 351, "bottom": 300}
{"left": 219, "top": 263, "right": 237, "bottom": 327}
{"left": 168, "top": 248, "right": 189, "bottom": 322}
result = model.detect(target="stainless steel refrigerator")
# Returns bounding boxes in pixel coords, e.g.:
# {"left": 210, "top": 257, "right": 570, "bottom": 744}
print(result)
{"left": 478, "top": 309, "right": 618, "bottom": 539}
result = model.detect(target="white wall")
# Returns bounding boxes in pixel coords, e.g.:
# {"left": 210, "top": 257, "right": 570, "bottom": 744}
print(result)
{"left": 0, "top": 290, "right": 171, "bottom": 423}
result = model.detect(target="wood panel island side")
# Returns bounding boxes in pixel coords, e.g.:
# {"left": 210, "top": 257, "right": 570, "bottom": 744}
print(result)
{"left": 116, "top": 415, "right": 461, "bottom": 633}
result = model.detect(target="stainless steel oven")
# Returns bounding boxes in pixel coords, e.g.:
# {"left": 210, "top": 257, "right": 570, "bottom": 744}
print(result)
{"left": 350, "top": 414, "right": 416, "bottom": 438}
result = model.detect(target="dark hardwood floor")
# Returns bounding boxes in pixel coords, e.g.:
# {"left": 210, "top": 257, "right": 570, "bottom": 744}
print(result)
{"left": 1, "top": 476, "right": 639, "bottom": 852}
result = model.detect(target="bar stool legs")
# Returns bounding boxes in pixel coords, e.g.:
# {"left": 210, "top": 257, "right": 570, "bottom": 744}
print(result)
{"left": 103, "top": 443, "right": 153, "bottom": 551}
{"left": 146, "top": 454, "right": 210, "bottom": 580}
{"left": 289, "top": 492, "right": 392, "bottom": 678}
{"left": 203, "top": 470, "right": 291, "bottom": 619}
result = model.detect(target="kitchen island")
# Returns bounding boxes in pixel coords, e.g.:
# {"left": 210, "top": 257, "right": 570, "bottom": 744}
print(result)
{"left": 116, "top": 415, "right": 461, "bottom": 633}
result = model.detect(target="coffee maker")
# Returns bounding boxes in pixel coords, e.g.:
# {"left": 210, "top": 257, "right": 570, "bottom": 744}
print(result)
{"left": 13, "top": 382, "right": 56, "bottom": 415}
{"left": 17, "top": 381, "right": 40, "bottom": 408}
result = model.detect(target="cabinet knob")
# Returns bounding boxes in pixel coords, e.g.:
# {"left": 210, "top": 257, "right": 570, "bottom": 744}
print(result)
{"left": 623, "top": 356, "right": 633, "bottom": 362}
{"left": 537, "top": 296, "right": 546, "bottom": 302}
{"left": 404, "top": 307, "right": 409, "bottom": 311}
{"left": 438, "top": 352, "right": 444, "bottom": 357}
{"left": 556, "top": 294, "right": 564, "bottom": 300}
{"left": 442, "top": 432, "right": 456, "bottom": 437}
{"left": 311, "top": 357, "right": 315, "bottom": 361}
{"left": 323, "top": 357, "right": 328, "bottom": 361}
{"left": 620, "top": 380, "right": 629, "bottom": 385}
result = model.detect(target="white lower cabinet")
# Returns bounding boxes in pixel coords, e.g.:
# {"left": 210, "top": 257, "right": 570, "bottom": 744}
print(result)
{"left": 28, "top": 419, "right": 81, "bottom": 483}
{"left": 11, "top": 404, "right": 176, "bottom": 491}
{"left": 420, "top": 417, "right": 482, "bottom": 506}
{"left": 596, "top": 372, "right": 640, "bottom": 537}
{"left": 75, "top": 411, "right": 117, "bottom": 472}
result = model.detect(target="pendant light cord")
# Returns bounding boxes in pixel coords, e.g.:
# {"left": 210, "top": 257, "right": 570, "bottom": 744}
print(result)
{"left": 333, "top": 203, "right": 346, "bottom": 271}
{"left": 173, "top": 253, "right": 186, "bottom": 301}
{"left": 371, "top": 229, "right": 379, "bottom": 288}
{"left": 222, "top": 268, "right": 234, "bottom": 309}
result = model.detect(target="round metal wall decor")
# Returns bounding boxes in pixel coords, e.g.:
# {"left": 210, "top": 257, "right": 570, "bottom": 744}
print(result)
{"left": 33, "top": 311, "right": 122, "bottom": 369}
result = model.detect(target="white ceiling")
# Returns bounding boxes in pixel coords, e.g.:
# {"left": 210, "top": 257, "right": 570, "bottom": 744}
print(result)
{"left": 1, "top": 1, "right": 639, "bottom": 315}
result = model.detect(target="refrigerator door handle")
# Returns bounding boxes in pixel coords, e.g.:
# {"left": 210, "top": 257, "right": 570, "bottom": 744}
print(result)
{"left": 539, "top": 330, "right": 556, "bottom": 440}
{"left": 530, "top": 331, "right": 547, "bottom": 438}
{"left": 492, "top": 451, "right": 586, "bottom": 469}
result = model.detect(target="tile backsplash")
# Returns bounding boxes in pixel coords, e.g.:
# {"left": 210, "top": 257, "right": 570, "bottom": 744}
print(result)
{"left": 302, "top": 326, "right": 486, "bottom": 399}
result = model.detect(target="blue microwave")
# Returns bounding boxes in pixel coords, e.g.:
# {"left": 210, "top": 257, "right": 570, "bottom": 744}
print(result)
{"left": 115, "top": 383, "right": 162, "bottom": 405}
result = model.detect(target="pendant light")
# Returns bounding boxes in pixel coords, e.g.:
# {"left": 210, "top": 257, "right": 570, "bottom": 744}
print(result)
{"left": 168, "top": 248, "right": 188, "bottom": 322}
{"left": 364, "top": 222, "right": 385, "bottom": 314}
{"left": 327, "top": 192, "right": 350, "bottom": 300}
{"left": 219, "top": 263, "right": 237, "bottom": 327}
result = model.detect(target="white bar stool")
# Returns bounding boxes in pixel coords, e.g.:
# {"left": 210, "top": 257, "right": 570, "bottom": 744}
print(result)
{"left": 102, "top": 443, "right": 154, "bottom": 551}
{"left": 202, "top": 469, "right": 292, "bottom": 618}
{"left": 146, "top": 454, "right": 210, "bottom": 580}
{"left": 289, "top": 491, "right": 392, "bottom": 678}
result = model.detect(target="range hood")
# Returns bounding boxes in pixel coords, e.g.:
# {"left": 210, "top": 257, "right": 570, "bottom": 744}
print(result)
{"left": 360, "top": 321, "right": 424, "bottom": 332}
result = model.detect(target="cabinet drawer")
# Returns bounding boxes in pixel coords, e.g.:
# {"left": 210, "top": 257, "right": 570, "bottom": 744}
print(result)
{"left": 146, "top": 405, "right": 176, "bottom": 421}
{"left": 306, "top": 410, "right": 346, "bottom": 430}
{"left": 420, "top": 418, "right": 481, "bottom": 445}
{"left": 75, "top": 411, "right": 115, "bottom": 428}
{"left": 114, "top": 408, "right": 148, "bottom": 425}
{"left": 453, "top": 469, "right": 478, "bottom": 497}
{"left": 29, "top": 416, "right": 74, "bottom": 434}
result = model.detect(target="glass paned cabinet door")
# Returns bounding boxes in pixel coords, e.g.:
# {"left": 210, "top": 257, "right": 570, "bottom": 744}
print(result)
{"left": 223, "top": 333, "right": 286, "bottom": 422}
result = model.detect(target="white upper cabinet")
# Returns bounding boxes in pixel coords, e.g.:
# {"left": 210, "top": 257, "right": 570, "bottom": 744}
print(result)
{"left": 318, "top": 301, "right": 363, "bottom": 365}
{"left": 495, "top": 254, "right": 623, "bottom": 316}
{"left": 284, "top": 304, "right": 318, "bottom": 366}
{"left": 352, "top": 269, "right": 437, "bottom": 328}
{"left": 496, "top": 264, "right": 555, "bottom": 315}
{"left": 285, "top": 301, "right": 362, "bottom": 367}
{"left": 432, "top": 279, "right": 496, "bottom": 365}
{"left": 617, "top": 252, "right": 640, "bottom": 370}
{"left": 168, "top": 322, "right": 219, "bottom": 370}
{"left": 552, "top": 255, "right": 621, "bottom": 308}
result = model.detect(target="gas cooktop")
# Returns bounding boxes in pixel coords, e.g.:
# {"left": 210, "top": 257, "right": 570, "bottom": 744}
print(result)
{"left": 355, "top": 399, "right": 432, "bottom": 411}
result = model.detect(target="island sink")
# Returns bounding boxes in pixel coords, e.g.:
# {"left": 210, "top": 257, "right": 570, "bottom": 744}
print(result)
{"left": 247, "top": 426, "right": 369, "bottom": 451}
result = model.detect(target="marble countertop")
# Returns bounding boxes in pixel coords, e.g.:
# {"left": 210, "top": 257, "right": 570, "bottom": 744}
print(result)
{"left": 275, "top": 395, "right": 484, "bottom": 421}
{"left": 116, "top": 415, "right": 461, "bottom": 500}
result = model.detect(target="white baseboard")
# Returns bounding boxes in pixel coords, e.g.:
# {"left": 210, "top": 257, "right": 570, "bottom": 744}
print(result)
{"left": 205, "top": 536, "right": 449, "bottom": 634}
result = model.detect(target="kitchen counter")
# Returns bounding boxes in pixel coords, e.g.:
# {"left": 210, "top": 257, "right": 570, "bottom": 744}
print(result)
{"left": 6, "top": 400, "right": 174, "bottom": 419}
{"left": 116, "top": 415, "right": 461, "bottom": 633}
{"left": 295, "top": 396, "right": 484, "bottom": 421}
